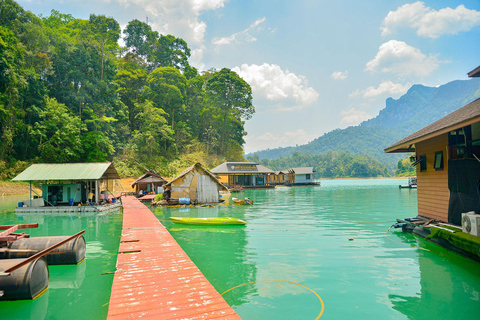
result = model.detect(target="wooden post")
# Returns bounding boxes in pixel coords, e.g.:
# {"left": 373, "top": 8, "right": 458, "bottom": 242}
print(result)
{"left": 95, "top": 180, "right": 99, "bottom": 204}
{"left": 29, "top": 181, "right": 32, "bottom": 207}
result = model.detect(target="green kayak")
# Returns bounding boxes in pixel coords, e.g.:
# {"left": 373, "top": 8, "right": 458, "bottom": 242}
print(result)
{"left": 169, "top": 217, "right": 246, "bottom": 225}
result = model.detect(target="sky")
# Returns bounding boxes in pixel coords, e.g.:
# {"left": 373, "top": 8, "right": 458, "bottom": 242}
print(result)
{"left": 17, "top": 0, "right": 480, "bottom": 154}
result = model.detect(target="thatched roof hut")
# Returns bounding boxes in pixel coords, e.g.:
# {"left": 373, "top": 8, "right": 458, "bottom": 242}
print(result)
{"left": 131, "top": 171, "right": 167, "bottom": 194}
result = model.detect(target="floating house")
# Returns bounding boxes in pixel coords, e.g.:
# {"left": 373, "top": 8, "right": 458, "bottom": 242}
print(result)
{"left": 385, "top": 66, "right": 480, "bottom": 226}
{"left": 165, "top": 163, "right": 228, "bottom": 204}
{"left": 131, "top": 170, "right": 167, "bottom": 194}
{"left": 269, "top": 170, "right": 288, "bottom": 185}
{"left": 12, "top": 162, "right": 122, "bottom": 213}
{"left": 210, "top": 162, "right": 275, "bottom": 189}
{"left": 286, "top": 167, "right": 320, "bottom": 186}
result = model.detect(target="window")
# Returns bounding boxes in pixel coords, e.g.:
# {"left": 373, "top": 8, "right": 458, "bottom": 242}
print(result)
{"left": 306, "top": 174, "right": 311, "bottom": 180}
{"left": 420, "top": 155, "right": 427, "bottom": 172}
{"left": 434, "top": 151, "right": 443, "bottom": 170}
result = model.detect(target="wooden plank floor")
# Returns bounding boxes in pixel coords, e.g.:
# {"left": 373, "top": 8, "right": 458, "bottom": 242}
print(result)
{"left": 107, "top": 196, "right": 240, "bottom": 320}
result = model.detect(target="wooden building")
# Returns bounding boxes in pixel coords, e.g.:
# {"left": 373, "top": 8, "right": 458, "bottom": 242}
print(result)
{"left": 269, "top": 170, "right": 287, "bottom": 185}
{"left": 165, "top": 163, "right": 228, "bottom": 204}
{"left": 286, "top": 167, "right": 319, "bottom": 186}
{"left": 385, "top": 66, "right": 480, "bottom": 225}
{"left": 210, "top": 162, "right": 275, "bottom": 188}
{"left": 12, "top": 162, "right": 121, "bottom": 208}
{"left": 131, "top": 171, "right": 167, "bottom": 194}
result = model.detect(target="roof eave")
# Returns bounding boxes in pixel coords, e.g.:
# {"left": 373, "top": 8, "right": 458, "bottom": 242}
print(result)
{"left": 385, "top": 115, "right": 480, "bottom": 153}
{"left": 468, "top": 65, "right": 480, "bottom": 77}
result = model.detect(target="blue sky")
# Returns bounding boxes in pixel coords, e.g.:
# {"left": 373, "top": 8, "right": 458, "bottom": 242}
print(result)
{"left": 17, "top": 0, "right": 480, "bottom": 153}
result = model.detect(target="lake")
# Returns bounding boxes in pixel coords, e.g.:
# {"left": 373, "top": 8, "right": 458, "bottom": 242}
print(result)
{"left": 155, "top": 179, "right": 480, "bottom": 320}
{"left": 1, "top": 179, "right": 479, "bottom": 319}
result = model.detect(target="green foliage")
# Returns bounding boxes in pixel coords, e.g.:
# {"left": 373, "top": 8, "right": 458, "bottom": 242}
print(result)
{"left": 1, "top": 2, "right": 254, "bottom": 177}
{"left": 31, "top": 98, "right": 85, "bottom": 162}
{"left": 249, "top": 151, "right": 390, "bottom": 178}
{"left": 0, "top": 160, "right": 30, "bottom": 179}
{"left": 395, "top": 156, "right": 416, "bottom": 177}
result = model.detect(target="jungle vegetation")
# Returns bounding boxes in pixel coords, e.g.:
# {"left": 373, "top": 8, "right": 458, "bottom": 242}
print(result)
{"left": 0, "top": 1, "right": 254, "bottom": 178}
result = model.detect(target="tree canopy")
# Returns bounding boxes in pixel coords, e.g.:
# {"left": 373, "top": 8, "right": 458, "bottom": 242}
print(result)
{"left": 0, "top": 1, "right": 253, "bottom": 177}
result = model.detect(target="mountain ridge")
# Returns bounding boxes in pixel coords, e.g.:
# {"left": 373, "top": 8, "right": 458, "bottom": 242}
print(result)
{"left": 247, "top": 78, "right": 480, "bottom": 171}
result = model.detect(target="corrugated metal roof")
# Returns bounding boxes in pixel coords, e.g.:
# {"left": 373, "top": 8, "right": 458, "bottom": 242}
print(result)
{"left": 210, "top": 162, "right": 274, "bottom": 174}
{"left": 12, "top": 162, "right": 120, "bottom": 181}
{"left": 289, "top": 167, "right": 315, "bottom": 175}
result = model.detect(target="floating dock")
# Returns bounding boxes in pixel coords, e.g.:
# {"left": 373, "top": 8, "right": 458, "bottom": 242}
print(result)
{"left": 107, "top": 196, "right": 240, "bottom": 319}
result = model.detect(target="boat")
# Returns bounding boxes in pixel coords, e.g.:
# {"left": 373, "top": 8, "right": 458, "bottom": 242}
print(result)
{"left": 169, "top": 217, "right": 246, "bottom": 225}
{"left": 400, "top": 177, "right": 417, "bottom": 189}
{"left": 229, "top": 185, "right": 244, "bottom": 193}
{"left": 232, "top": 197, "right": 253, "bottom": 205}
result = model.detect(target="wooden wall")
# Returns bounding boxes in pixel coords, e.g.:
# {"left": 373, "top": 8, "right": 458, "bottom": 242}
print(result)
{"left": 415, "top": 133, "right": 449, "bottom": 222}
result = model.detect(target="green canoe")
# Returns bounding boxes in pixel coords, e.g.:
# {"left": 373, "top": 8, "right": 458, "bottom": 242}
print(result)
{"left": 169, "top": 217, "right": 246, "bottom": 225}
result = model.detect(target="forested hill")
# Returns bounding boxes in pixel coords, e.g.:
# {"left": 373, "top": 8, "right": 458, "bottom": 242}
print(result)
{"left": 248, "top": 78, "right": 480, "bottom": 171}
{"left": 0, "top": 1, "right": 254, "bottom": 179}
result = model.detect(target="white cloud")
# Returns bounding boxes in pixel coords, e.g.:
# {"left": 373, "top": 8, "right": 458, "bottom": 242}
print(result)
{"left": 244, "top": 129, "right": 316, "bottom": 153}
{"left": 350, "top": 80, "right": 411, "bottom": 98}
{"left": 331, "top": 70, "right": 348, "bottom": 80}
{"left": 115, "top": 0, "right": 227, "bottom": 68}
{"left": 382, "top": 2, "right": 480, "bottom": 38}
{"left": 232, "top": 63, "right": 319, "bottom": 110}
{"left": 365, "top": 40, "right": 439, "bottom": 77}
{"left": 340, "top": 108, "right": 373, "bottom": 125}
{"left": 212, "top": 17, "right": 266, "bottom": 45}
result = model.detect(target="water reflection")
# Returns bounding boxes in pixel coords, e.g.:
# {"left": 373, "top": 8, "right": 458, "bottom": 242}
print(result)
{"left": 0, "top": 196, "right": 122, "bottom": 320}
{"left": 153, "top": 202, "right": 258, "bottom": 308}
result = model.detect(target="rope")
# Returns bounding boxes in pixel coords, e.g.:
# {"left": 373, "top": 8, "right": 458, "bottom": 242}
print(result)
{"left": 221, "top": 279, "right": 324, "bottom": 319}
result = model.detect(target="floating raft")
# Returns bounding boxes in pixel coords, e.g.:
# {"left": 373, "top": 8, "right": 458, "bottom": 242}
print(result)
{"left": 170, "top": 217, "right": 247, "bottom": 225}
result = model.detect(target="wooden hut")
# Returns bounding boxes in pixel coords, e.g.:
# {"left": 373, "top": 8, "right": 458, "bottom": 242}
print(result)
{"left": 286, "top": 167, "right": 319, "bottom": 186}
{"left": 210, "top": 162, "right": 275, "bottom": 189}
{"left": 131, "top": 171, "right": 167, "bottom": 195}
{"left": 385, "top": 66, "right": 480, "bottom": 225}
{"left": 165, "top": 163, "right": 228, "bottom": 204}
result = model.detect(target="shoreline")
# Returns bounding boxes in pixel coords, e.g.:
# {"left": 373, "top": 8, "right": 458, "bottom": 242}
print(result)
{"left": 0, "top": 176, "right": 411, "bottom": 196}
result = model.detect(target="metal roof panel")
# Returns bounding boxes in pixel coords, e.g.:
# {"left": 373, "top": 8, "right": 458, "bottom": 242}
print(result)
{"left": 12, "top": 162, "right": 119, "bottom": 181}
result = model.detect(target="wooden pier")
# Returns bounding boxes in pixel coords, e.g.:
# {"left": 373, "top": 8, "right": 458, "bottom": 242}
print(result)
{"left": 107, "top": 196, "right": 240, "bottom": 319}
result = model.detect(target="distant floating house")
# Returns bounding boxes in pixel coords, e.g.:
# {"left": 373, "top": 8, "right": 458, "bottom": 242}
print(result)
{"left": 131, "top": 171, "right": 167, "bottom": 195}
{"left": 286, "top": 167, "right": 320, "bottom": 186}
{"left": 385, "top": 65, "right": 480, "bottom": 226}
{"left": 165, "top": 163, "right": 228, "bottom": 204}
{"left": 269, "top": 170, "right": 288, "bottom": 185}
{"left": 210, "top": 162, "right": 275, "bottom": 189}
{"left": 12, "top": 162, "right": 122, "bottom": 213}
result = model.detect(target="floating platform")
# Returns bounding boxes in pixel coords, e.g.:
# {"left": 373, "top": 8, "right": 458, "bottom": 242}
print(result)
{"left": 395, "top": 217, "right": 480, "bottom": 262}
{"left": 14, "top": 202, "right": 122, "bottom": 215}
{"left": 107, "top": 196, "right": 240, "bottom": 319}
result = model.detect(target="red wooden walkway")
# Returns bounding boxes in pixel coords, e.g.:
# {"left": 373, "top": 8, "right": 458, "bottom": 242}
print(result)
{"left": 107, "top": 196, "right": 240, "bottom": 320}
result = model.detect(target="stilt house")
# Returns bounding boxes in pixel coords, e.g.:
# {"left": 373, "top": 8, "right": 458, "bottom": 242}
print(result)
{"left": 131, "top": 171, "right": 167, "bottom": 194}
{"left": 165, "top": 163, "right": 228, "bottom": 204}
{"left": 12, "top": 162, "right": 120, "bottom": 207}
{"left": 385, "top": 65, "right": 480, "bottom": 225}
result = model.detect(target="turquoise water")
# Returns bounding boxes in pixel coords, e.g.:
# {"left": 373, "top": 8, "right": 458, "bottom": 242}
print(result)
{"left": 0, "top": 195, "right": 122, "bottom": 320}
{"left": 155, "top": 179, "right": 480, "bottom": 320}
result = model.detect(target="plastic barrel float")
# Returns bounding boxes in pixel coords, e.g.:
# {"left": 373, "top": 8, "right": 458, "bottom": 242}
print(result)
{"left": 7, "top": 236, "right": 86, "bottom": 265}
{"left": 0, "top": 257, "right": 49, "bottom": 300}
